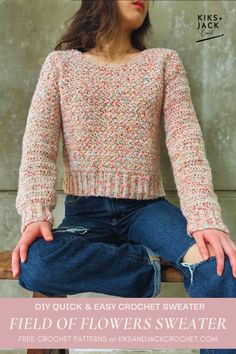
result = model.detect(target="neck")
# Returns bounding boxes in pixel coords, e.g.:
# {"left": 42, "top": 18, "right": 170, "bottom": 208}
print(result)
{"left": 91, "top": 33, "right": 135, "bottom": 60}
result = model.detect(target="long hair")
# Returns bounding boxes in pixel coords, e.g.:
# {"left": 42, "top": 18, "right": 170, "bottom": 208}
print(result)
{"left": 54, "top": 0, "right": 154, "bottom": 52}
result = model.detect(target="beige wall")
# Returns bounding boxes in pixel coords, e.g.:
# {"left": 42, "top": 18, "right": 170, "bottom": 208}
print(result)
{"left": 0, "top": 0, "right": 235, "bottom": 305}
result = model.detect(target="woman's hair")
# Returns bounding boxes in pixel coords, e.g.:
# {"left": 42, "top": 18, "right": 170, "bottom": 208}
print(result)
{"left": 54, "top": 0, "right": 154, "bottom": 52}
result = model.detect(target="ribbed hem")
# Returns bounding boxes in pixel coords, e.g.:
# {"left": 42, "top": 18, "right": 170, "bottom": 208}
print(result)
{"left": 20, "top": 204, "right": 54, "bottom": 234}
{"left": 63, "top": 169, "right": 167, "bottom": 200}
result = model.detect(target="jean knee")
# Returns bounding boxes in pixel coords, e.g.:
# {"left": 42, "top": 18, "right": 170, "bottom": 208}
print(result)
{"left": 18, "top": 239, "right": 54, "bottom": 290}
{"left": 180, "top": 256, "right": 217, "bottom": 286}
{"left": 181, "top": 255, "right": 236, "bottom": 297}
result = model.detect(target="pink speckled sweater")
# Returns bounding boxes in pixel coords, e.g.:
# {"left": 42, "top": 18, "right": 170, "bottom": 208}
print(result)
{"left": 15, "top": 47, "right": 230, "bottom": 237}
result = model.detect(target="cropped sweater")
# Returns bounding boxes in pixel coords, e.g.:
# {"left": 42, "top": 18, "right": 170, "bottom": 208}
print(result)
{"left": 15, "top": 47, "right": 230, "bottom": 237}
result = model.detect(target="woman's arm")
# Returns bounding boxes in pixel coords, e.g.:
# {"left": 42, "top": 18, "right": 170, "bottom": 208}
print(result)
{"left": 15, "top": 51, "right": 62, "bottom": 234}
{"left": 162, "top": 49, "right": 230, "bottom": 237}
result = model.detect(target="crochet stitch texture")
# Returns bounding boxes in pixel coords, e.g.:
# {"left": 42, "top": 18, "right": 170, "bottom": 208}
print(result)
{"left": 15, "top": 48, "right": 230, "bottom": 237}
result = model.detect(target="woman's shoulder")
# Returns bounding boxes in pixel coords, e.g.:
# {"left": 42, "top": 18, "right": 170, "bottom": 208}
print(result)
{"left": 43, "top": 49, "right": 82, "bottom": 68}
{"left": 151, "top": 47, "right": 181, "bottom": 59}
{"left": 152, "top": 48, "right": 185, "bottom": 72}
{"left": 144, "top": 47, "right": 182, "bottom": 68}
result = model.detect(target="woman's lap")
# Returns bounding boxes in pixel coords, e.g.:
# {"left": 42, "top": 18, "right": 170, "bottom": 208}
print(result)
{"left": 32, "top": 195, "right": 198, "bottom": 268}
{"left": 19, "top": 195, "right": 235, "bottom": 298}
{"left": 18, "top": 196, "right": 167, "bottom": 297}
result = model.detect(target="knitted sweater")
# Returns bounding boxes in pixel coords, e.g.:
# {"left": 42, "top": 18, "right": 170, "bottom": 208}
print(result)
{"left": 15, "top": 47, "right": 230, "bottom": 237}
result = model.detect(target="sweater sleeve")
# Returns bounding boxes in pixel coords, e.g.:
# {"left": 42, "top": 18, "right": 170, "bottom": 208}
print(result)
{"left": 15, "top": 51, "right": 62, "bottom": 235}
{"left": 162, "top": 49, "right": 230, "bottom": 237}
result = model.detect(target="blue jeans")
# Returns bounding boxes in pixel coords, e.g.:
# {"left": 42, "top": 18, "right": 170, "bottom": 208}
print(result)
{"left": 19, "top": 195, "right": 236, "bottom": 354}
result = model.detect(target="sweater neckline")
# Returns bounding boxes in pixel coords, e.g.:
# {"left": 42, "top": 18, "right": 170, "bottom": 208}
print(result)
{"left": 73, "top": 48, "right": 151, "bottom": 69}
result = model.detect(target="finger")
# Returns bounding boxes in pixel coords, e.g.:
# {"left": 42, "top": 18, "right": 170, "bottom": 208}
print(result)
{"left": 41, "top": 224, "right": 54, "bottom": 241}
{"left": 11, "top": 247, "right": 20, "bottom": 278}
{"left": 194, "top": 234, "right": 209, "bottom": 260}
{"left": 211, "top": 238, "right": 225, "bottom": 277}
{"left": 12, "top": 231, "right": 33, "bottom": 276}
{"left": 19, "top": 243, "right": 29, "bottom": 263}
{"left": 220, "top": 238, "right": 236, "bottom": 278}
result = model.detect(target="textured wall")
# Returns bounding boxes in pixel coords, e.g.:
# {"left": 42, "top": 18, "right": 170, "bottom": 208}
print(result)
{"left": 0, "top": 0, "right": 235, "bottom": 318}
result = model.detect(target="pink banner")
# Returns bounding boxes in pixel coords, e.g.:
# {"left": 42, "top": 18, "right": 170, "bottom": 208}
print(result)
{"left": 0, "top": 298, "right": 235, "bottom": 350}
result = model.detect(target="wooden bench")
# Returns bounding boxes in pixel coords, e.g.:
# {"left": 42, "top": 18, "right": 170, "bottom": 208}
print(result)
{"left": 0, "top": 249, "right": 183, "bottom": 354}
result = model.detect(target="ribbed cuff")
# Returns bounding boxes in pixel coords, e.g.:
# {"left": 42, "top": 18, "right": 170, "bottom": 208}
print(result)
{"left": 186, "top": 212, "right": 230, "bottom": 238}
{"left": 20, "top": 204, "right": 54, "bottom": 234}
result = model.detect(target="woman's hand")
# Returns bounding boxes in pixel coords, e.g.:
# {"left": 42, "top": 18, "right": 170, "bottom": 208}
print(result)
{"left": 12, "top": 221, "right": 54, "bottom": 279}
{"left": 192, "top": 229, "right": 236, "bottom": 278}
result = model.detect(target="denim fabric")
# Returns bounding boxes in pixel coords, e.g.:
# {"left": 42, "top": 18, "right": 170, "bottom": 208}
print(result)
{"left": 19, "top": 195, "right": 236, "bottom": 353}
{"left": 19, "top": 195, "right": 164, "bottom": 298}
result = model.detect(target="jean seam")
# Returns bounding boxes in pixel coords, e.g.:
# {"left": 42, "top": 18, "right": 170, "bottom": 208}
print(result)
{"left": 105, "top": 196, "right": 118, "bottom": 218}
{"left": 151, "top": 260, "right": 161, "bottom": 297}
{"left": 141, "top": 245, "right": 161, "bottom": 297}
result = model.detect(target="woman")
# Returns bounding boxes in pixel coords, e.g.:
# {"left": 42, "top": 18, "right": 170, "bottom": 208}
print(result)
{"left": 13, "top": 0, "right": 236, "bottom": 350}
